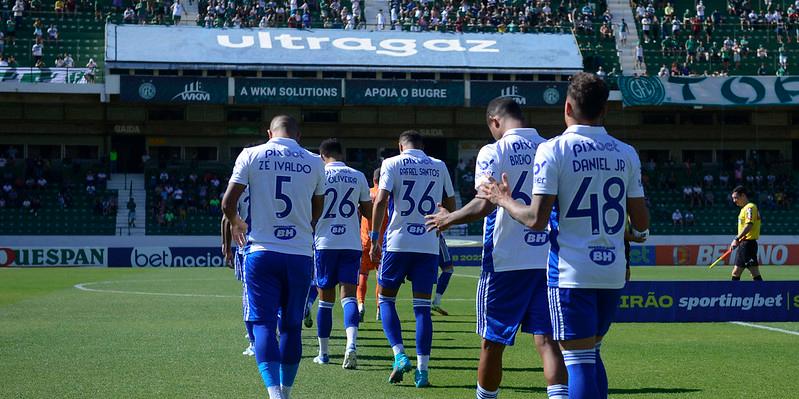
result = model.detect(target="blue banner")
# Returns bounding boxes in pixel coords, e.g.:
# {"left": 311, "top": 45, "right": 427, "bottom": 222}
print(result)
{"left": 106, "top": 26, "right": 582, "bottom": 72}
{"left": 616, "top": 281, "right": 799, "bottom": 322}
{"left": 108, "top": 247, "right": 226, "bottom": 267}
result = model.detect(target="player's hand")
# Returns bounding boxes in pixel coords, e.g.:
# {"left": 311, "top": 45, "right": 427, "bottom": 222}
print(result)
{"left": 369, "top": 242, "right": 381, "bottom": 263}
{"left": 231, "top": 217, "right": 248, "bottom": 247}
{"left": 222, "top": 245, "right": 233, "bottom": 268}
{"left": 424, "top": 203, "right": 451, "bottom": 232}
{"left": 631, "top": 236, "right": 647, "bottom": 243}
{"left": 476, "top": 174, "right": 511, "bottom": 206}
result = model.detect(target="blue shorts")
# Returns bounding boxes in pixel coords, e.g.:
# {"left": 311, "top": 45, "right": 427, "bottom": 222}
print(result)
{"left": 548, "top": 287, "right": 622, "bottom": 341}
{"left": 439, "top": 236, "right": 453, "bottom": 270}
{"left": 477, "top": 269, "right": 551, "bottom": 346}
{"left": 244, "top": 250, "right": 313, "bottom": 325}
{"left": 314, "top": 249, "right": 361, "bottom": 289}
{"left": 378, "top": 251, "right": 438, "bottom": 294}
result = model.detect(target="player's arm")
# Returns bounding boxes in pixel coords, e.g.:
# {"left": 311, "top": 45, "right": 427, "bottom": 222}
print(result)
{"left": 425, "top": 197, "right": 493, "bottom": 232}
{"left": 477, "top": 173, "right": 555, "bottom": 230}
{"left": 359, "top": 200, "right": 373, "bottom": 221}
{"left": 311, "top": 194, "right": 324, "bottom": 230}
{"left": 627, "top": 197, "right": 650, "bottom": 240}
{"left": 222, "top": 182, "right": 247, "bottom": 247}
{"left": 369, "top": 188, "right": 390, "bottom": 262}
{"left": 731, "top": 222, "right": 753, "bottom": 249}
{"left": 221, "top": 215, "right": 233, "bottom": 267}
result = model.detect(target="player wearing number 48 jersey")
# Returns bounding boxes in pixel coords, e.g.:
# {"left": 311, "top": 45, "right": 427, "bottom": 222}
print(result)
{"left": 370, "top": 130, "right": 455, "bottom": 388}
{"left": 222, "top": 115, "right": 326, "bottom": 399}
{"left": 479, "top": 73, "right": 649, "bottom": 399}
{"left": 426, "top": 98, "right": 567, "bottom": 399}
{"left": 312, "top": 139, "right": 372, "bottom": 369}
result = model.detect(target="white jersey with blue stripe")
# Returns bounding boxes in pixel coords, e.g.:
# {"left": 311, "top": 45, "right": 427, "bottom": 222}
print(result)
{"left": 533, "top": 125, "right": 645, "bottom": 289}
{"left": 474, "top": 128, "right": 549, "bottom": 273}
{"left": 229, "top": 137, "right": 325, "bottom": 257}
{"left": 314, "top": 161, "right": 371, "bottom": 250}
{"left": 379, "top": 149, "right": 455, "bottom": 255}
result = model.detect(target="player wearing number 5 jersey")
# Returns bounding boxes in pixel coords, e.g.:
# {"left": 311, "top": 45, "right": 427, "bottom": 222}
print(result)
{"left": 425, "top": 98, "right": 567, "bottom": 399}
{"left": 478, "top": 73, "right": 649, "bottom": 399}
{"left": 312, "top": 139, "right": 372, "bottom": 369}
{"left": 222, "top": 115, "right": 326, "bottom": 399}
{"left": 370, "top": 130, "right": 456, "bottom": 388}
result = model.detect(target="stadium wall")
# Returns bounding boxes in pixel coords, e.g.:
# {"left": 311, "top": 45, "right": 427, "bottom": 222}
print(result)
{"left": 2, "top": 235, "right": 798, "bottom": 267}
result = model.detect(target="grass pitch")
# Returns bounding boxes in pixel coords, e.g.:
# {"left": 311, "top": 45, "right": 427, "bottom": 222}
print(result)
{"left": 1, "top": 266, "right": 798, "bottom": 398}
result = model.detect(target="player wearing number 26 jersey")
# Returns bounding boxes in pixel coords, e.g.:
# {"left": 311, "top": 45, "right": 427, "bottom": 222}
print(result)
{"left": 370, "top": 130, "right": 455, "bottom": 388}
{"left": 223, "top": 115, "right": 326, "bottom": 399}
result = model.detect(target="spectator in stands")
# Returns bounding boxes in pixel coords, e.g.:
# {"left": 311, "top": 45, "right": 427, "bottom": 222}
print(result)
{"left": 757, "top": 63, "right": 769, "bottom": 75}
{"left": 635, "top": 44, "right": 644, "bottom": 70}
{"left": 692, "top": 183, "right": 704, "bottom": 207}
{"left": 54, "top": 0, "right": 64, "bottom": 18}
{"left": 85, "top": 58, "right": 97, "bottom": 82}
{"left": 36, "top": 176, "right": 46, "bottom": 189}
{"left": 12, "top": 0, "right": 23, "bottom": 27}
{"left": 123, "top": 6, "right": 134, "bottom": 22}
{"left": 31, "top": 40, "right": 43, "bottom": 65}
{"left": 704, "top": 190, "right": 715, "bottom": 207}
{"left": 171, "top": 0, "right": 184, "bottom": 24}
{"left": 63, "top": 54, "right": 74, "bottom": 68}
{"left": 672, "top": 208, "right": 683, "bottom": 227}
{"left": 684, "top": 210, "right": 695, "bottom": 226}
{"left": 47, "top": 24, "right": 58, "bottom": 42}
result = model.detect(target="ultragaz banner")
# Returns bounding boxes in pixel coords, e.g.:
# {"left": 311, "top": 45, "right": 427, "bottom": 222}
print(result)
{"left": 616, "top": 281, "right": 799, "bottom": 322}
{"left": 619, "top": 76, "right": 799, "bottom": 106}
{"left": 106, "top": 25, "right": 582, "bottom": 71}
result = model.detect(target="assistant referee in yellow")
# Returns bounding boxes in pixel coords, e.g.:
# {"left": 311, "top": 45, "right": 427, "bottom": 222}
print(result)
{"left": 729, "top": 186, "right": 763, "bottom": 281}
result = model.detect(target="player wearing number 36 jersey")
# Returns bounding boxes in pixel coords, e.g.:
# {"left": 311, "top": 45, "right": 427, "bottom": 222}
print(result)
{"left": 370, "top": 130, "right": 455, "bottom": 388}
{"left": 478, "top": 74, "right": 649, "bottom": 399}
{"left": 223, "top": 115, "right": 326, "bottom": 399}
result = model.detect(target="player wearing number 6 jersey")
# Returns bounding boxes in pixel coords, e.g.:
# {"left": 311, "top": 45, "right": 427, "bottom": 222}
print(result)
{"left": 370, "top": 130, "right": 456, "bottom": 388}
{"left": 478, "top": 73, "right": 649, "bottom": 399}
{"left": 425, "top": 98, "right": 567, "bottom": 399}
{"left": 312, "top": 139, "right": 372, "bottom": 369}
{"left": 222, "top": 115, "right": 326, "bottom": 399}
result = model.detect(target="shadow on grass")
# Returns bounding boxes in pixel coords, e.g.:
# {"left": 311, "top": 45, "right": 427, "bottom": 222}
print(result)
{"left": 434, "top": 365, "right": 542, "bottom": 372}
{"left": 507, "top": 386, "right": 703, "bottom": 395}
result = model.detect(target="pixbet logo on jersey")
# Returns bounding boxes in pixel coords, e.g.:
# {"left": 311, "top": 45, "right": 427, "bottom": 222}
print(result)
{"left": 131, "top": 247, "right": 225, "bottom": 267}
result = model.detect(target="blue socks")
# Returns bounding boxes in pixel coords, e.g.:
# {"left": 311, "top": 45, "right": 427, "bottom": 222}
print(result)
{"left": 562, "top": 349, "right": 599, "bottom": 399}
{"left": 379, "top": 295, "right": 403, "bottom": 350}
{"left": 436, "top": 270, "right": 453, "bottom": 296}
{"left": 317, "top": 301, "right": 334, "bottom": 339}
{"left": 245, "top": 321, "right": 255, "bottom": 344}
{"left": 253, "top": 323, "right": 280, "bottom": 391}
{"left": 280, "top": 362, "right": 299, "bottom": 389}
{"left": 341, "top": 296, "right": 359, "bottom": 353}
{"left": 547, "top": 384, "right": 569, "bottom": 399}
{"left": 413, "top": 298, "right": 433, "bottom": 356}
{"left": 596, "top": 342, "right": 608, "bottom": 399}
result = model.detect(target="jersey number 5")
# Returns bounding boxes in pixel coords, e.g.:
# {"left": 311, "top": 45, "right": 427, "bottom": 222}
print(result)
{"left": 275, "top": 175, "right": 292, "bottom": 218}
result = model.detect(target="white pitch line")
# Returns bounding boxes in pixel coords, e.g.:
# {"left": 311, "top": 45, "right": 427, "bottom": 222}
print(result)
{"left": 729, "top": 321, "right": 799, "bottom": 336}
{"left": 74, "top": 280, "right": 475, "bottom": 301}
{"left": 453, "top": 273, "right": 480, "bottom": 279}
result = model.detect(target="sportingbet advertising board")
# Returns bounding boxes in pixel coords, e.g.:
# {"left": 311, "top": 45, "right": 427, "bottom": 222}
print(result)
{"left": 617, "top": 281, "right": 799, "bottom": 322}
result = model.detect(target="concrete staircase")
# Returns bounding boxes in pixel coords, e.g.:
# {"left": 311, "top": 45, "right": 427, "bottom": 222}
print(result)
{"left": 363, "top": 0, "right": 384, "bottom": 29}
{"left": 607, "top": 0, "right": 644, "bottom": 75}
{"left": 108, "top": 174, "right": 146, "bottom": 236}
{"left": 182, "top": 0, "right": 199, "bottom": 25}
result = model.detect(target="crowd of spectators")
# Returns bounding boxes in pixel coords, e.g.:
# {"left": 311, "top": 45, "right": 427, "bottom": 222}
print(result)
{"left": 0, "top": 147, "right": 115, "bottom": 218}
{"left": 634, "top": 0, "right": 798, "bottom": 76}
{"left": 148, "top": 169, "right": 226, "bottom": 232}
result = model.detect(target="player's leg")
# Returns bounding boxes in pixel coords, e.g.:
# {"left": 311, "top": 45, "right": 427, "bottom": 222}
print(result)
{"left": 527, "top": 270, "right": 567, "bottom": 399}
{"left": 731, "top": 265, "right": 745, "bottom": 280}
{"left": 246, "top": 251, "right": 284, "bottom": 399}
{"left": 238, "top": 251, "right": 256, "bottom": 356}
{"left": 749, "top": 265, "right": 763, "bottom": 280}
{"left": 745, "top": 242, "right": 763, "bottom": 280}
{"left": 409, "top": 253, "right": 439, "bottom": 388}
{"left": 377, "top": 251, "right": 412, "bottom": 383}
{"left": 550, "top": 287, "right": 601, "bottom": 399}
{"left": 339, "top": 250, "right": 363, "bottom": 369}
{"left": 731, "top": 244, "right": 747, "bottom": 280}
{"left": 477, "top": 339, "right": 506, "bottom": 399}
{"left": 313, "top": 250, "right": 337, "bottom": 364}
{"left": 357, "top": 271, "right": 369, "bottom": 321}
{"left": 592, "top": 289, "right": 624, "bottom": 399}
{"left": 433, "top": 265, "right": 453, "bottom": 316}
{"left": 277, "top": 253, "right": 314, "bottom": 399}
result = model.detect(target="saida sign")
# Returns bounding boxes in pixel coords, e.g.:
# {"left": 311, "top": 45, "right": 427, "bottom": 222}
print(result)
{"left": 120, "top": 76, "right": 228, "bottom": 104}
{"left": 619, "top": 76, "right": 799, "bottom": 106}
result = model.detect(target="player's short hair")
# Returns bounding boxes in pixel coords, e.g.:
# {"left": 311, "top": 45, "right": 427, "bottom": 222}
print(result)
{"left": 732, "top": 185, "right": 748, "bottom": 197}
{"left": 567, "top": 72, "right": 609, "bottom": 121}
{"left": 486, "top": 96, "right": 525, "bottom": 122}
{"left": 268, "top": 115, "right": 300, "bottom": 137}
{"left": 398, "top": 130, "right": 424, "bottom": 149}
{"left": 318, "top": 138, "right": 343, "bottom": 158}
{"left": 372, "top": 167, "right": 381, "bottom": 182}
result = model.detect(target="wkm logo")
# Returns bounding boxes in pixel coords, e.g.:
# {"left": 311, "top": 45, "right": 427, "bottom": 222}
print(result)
{"left": 172, "top": 81, "right": 211, "bottom": 102}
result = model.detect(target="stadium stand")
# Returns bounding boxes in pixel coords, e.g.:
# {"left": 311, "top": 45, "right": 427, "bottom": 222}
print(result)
{"left": 0, "top": 149, "right": 117, "bottom": 235}
{"left": 631, "top": 0, "right": 799, "bottom": 76}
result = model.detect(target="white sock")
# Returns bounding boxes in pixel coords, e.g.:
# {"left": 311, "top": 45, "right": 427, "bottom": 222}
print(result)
{"left": 358, "top": 303, "right": 364, "bottom": 312}
{"left": 476, "top": 384, "right": 499, "bottom": 399}
{"left": 433, "top": 293, "right": 443, "bottom": 306}
{"left": 267, "top": 386, "right": 283, "bottom": 399}
{"left": 345, "top": 326, "right": 358, "bottom": 353}
{"left": 417, "top": 355, "right": 429, "bottom": 371}
{"left": 547, "top": 384, "right": 568, "bottom": 399}
{"left": 281, "top": 385, "right": 292, "bottom": 399}
{"left": 391, "top": 344, "right": 404, "bottom": 356}
{"left": 318, "top": 337, "right": 329, "bottom": 356}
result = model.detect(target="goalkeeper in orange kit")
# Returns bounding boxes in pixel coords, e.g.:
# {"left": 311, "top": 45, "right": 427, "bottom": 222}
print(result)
{"left": 358, "top": 168, "right": 387, "bottom": 321}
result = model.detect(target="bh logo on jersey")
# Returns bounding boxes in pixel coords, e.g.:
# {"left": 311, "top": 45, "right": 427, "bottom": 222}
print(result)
{"left": 406, "top": 223, "right": 426, "bottom": 236}
{"left": 589, "top": 247, "right": 616, "bottom": 265}
{"left": 274, "top": 226, "right": 297, "bottom": 240}
{"left": 330, "top": 224, "right": 347, "bottom": 235}
{"left": 524, "top": 231, "right": 549, "bottom": 246}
